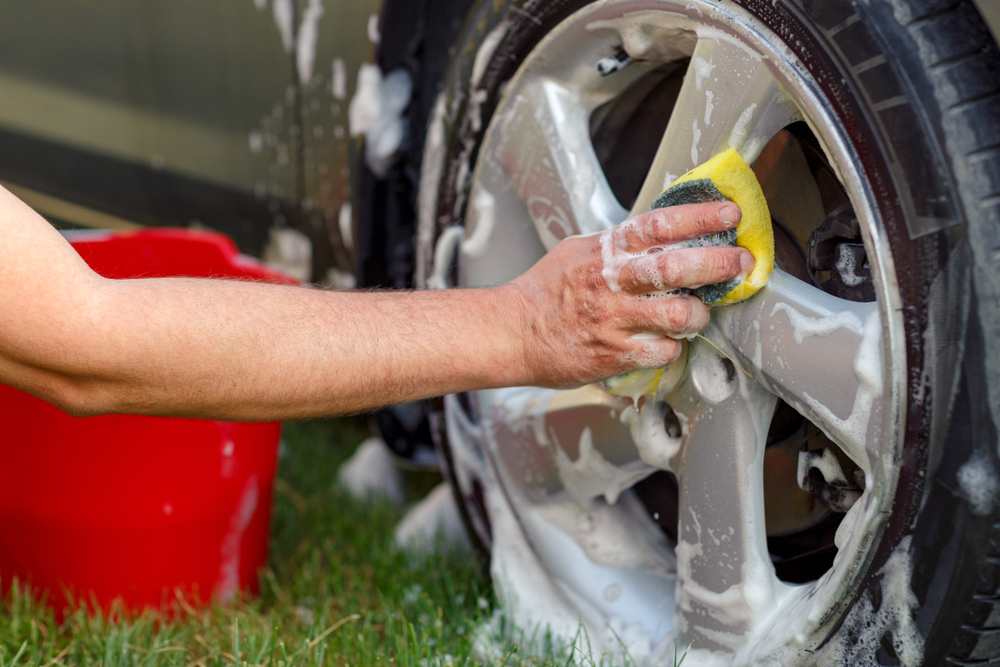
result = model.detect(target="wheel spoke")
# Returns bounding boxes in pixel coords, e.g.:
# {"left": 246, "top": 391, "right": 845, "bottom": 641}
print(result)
{"left": 631, "top": 36, "right": 802, "bottom": 214}
{"left": 495, "top": 78, "right": 628, "bottom": 248}
{"left": 712, "top": 270, "right": 885, "bottom": 475}
{"left": 482, "top": 384, "right": 678, "bottom": 642}
{"left": 671, "top": 341, "right": 785, "bottom": 652}
{"left": 483, "top": 385, "right": 655, "bottom": 504}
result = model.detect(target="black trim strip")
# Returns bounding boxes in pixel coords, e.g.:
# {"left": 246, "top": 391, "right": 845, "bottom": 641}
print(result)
{"left": 0, "top": 127, "right": 296, "bottom": 255}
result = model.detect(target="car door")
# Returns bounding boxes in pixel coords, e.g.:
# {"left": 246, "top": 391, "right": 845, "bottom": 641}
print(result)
{"left": 0, "top": 0, "right": 378, "bottom": 278}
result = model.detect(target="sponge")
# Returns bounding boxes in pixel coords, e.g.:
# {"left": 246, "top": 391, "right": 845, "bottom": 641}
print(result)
{"left": 603, "top": 148, "right": 773, "bottom": 398}
{"left": 651, "top": 147, "right": 773, "bottom": 305}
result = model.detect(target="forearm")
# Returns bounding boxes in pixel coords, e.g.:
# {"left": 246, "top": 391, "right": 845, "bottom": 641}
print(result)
{"left": 34, "top": 278, "right": 532, "bottom": 420}
{"left": 2, "top": 183, "right": 749, "bottom": 421}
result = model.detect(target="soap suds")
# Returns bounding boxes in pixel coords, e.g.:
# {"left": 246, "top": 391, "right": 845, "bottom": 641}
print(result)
{"left": 802, "top": 308, "right": 882, "bottom": 473}
{"left": 692, "top": 56, "right": 715, "bottom": 91}
{"left": 426, "top": 226, "right": 464, "bottom": 290}
{"left": 216, "top": 475, "right": 259, "bottom": 602}
{"left": 797, "top": 447, "right": 849, "bottom": 487}
{"left": 331, "top": 57, "right": 347, "bottom": 100}
{"left": 463, "top": 187, "right": 496, "bottom": 258}
{"left": 471, "top": 21, "right": 510, "bottom": 87}
{"left": 704, "top": 90, "right": 715, "bottom": 125}
{"left": 689, "top": 346, "right": 736, "bottom": 404}
{"left": 338, "top": 437, "right": 404, "bottom": 505}
{"left": 473, "top": 485, "right": 639, "bottom": 663}
{"left": 416, "top": 93, "right": 448, "bottom": 287}
{"left": 426, "top": 186, "right": 496, "bottom": 286}
{"left": 751, "top": 320, "right": 762, "bottom": 369}
{"left": 675, "top": 508, "right": 752, "bottom": 650}
{"left": 348, "top": 64, "right": 412, "bottom": 177}
{"left": 830, "top": 536, "right": 924, "bottom": 666}
{"left": 271, "top": 0, "right": 295, "bottom": 52}
{"left": 248, "top": 130, "right": 264, "bottom": 153}
{"left": 599, "top": 218, "right": 731, "bottom": 295}
{"left": 727, "top": 103, "right": 757, "bottom": 151}
{"left": 394, "top": 482, "right": 471, "bottom": 556}
{"left": 338, "top": 202, "right": 353, "bottom": 252}
{"left": 586, "top": 13, "right": 697, "bottom": 63}
{"left": 957, "top": 450, "right": 1000, "bottom": 515}
{"left": 553, "top": 427, "right": 654, "bottom": 505}
{"left": 620, "top": 401, "right": 682, "bottom": 470}
{"left": 835, "top": 249, "right": 866, "bottom": 287}
{"left": 834, "top": 493, "right": 863, "bottom": 549}
{"left": 770, "top": 302, "right": 863, "bottom": 344}
{"left": 295, "top": 0, "right": 324, "bottom": 84}
{"left": 691, "top": 119, "right": 702, "bottom": 165}
{"left": 367, "top": 13, "right": 380, "bottom": 44}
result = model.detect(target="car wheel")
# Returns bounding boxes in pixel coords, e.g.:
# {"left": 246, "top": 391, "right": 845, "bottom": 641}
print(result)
{"left": 415, "top": 0, "right": 1000, "bottom": 664}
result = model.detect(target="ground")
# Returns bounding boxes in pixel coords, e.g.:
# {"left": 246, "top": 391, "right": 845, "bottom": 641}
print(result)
{"left": 0, "top": 420, "right": 679, "bottom": 667}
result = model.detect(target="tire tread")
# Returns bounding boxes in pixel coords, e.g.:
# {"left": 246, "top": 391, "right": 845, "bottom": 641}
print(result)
{"left": 896, "top": 0, "right": 1000, "bottom": 661}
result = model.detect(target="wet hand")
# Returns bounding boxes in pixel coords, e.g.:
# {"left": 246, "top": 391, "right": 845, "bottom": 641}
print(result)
{"left": 506, "top": 201, "right": 754, "bottom": 388}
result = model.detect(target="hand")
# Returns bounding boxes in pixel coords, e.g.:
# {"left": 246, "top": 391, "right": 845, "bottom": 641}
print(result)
{"left": 507, "top": 201, "right": 755, "bottom": 388}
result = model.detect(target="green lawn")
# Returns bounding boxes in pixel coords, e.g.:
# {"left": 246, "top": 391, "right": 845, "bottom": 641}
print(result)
{"left": 0, "top": 420, "right": 679, "bottom": 667}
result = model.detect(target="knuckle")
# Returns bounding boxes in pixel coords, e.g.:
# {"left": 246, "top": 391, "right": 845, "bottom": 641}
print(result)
{"left": 723, "top": 248, "right": 743, "bottom": 278}
{"left": 667, "top": 298, "right": 694, "bottom": 330}
{"left": 659, "top": 254, "right": 682, "bottom": 286}
{"left": 708, "top": 250, "right": 729, "bottom": 276}
{"left": 617, "top": 217, "right": 643, "bottom": 248}
{"left": 693, "top": 207, "right": 714, "bottom": 236}
{"left": 705, "top": 249, "right": 732, "bottom": 279}
{"left": 585, "top": 264, "right": 606, "bottom": 291}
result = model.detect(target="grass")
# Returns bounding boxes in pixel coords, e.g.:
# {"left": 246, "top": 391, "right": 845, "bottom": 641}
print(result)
{"left": 0, "top": 420, "right": 683, "bottom": 667}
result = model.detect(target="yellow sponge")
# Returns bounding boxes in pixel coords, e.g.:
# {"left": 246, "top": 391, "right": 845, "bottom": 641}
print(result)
{"left": 604, "top": 365, "right": 663, "bottom": 400}
{"left": 656, "top": 147, "right": 773, "bottom": 306}
{"left": 604, "top": 149, "right": 773, "bottom": 398}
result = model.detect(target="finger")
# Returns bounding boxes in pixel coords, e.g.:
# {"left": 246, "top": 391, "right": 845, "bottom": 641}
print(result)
{"left": 621, "top": 336, "right": 684, "bottom": 370}
{"left": 609, "top": 202, "right": 742, "bottom": 253}
{"left": 616, "top": 246, "right": 754, "bottom": 294}
{"left": 621, "top": 294, "right": 710, "bottom": 336}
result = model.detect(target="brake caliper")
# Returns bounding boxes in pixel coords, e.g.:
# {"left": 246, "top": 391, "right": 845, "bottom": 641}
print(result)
{"left": 797, "top": 446, "right": 865, "bottom": 513}
{"left": 808, "top": 203, "right": 876, "bottom": 302}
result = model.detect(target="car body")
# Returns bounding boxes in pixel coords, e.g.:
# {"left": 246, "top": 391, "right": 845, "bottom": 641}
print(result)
{"left": 0, "top": 0, "right": 380, "bottom": 282}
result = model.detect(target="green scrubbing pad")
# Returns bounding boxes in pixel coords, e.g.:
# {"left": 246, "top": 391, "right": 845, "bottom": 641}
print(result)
{"left": 651, "top": 148, "right": 774, "bottom": 305}
{"left": 603, "top": 148, "right": 774, "bottom": 398}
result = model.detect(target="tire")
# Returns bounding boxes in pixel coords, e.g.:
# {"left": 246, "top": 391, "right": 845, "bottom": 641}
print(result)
{"left": 406, "top": 0, "right": 1000, "bottom": 664}
{"left": 354, "top": 0, "right": 478, "bottom": 468}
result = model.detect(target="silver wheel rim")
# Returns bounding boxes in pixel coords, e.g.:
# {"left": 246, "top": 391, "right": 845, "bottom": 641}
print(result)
{"left": 441, "top": 1, "right": 907, "bottom": 663}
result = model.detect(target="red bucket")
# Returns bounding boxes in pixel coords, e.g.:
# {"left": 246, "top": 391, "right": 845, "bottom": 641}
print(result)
{"left": 0, "top": 229, "right": 296, "bottom": 613}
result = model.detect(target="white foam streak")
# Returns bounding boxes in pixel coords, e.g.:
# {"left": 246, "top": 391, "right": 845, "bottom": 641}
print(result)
{"left": 620, "top": 401, "right": 681, "bottom": 470}
{"left": 331, "top": 57, "right": 347, "bottom": 99}
{"left": 553, "top": 427, "right": 653, "bottom": 505}
{"left": 272, "top": 0, "right": 295, "bottom": 52}
{"left": 348, "top": 64, "right": 412, "bottom": 177}
{"left": 727, "top": 103, "right": 757, "bottom": 151}
{"left": 770, "top": 302, "right": 863, "bottom": 344}
{"left": 472, "top": 22, "right": 510, "bottom": 87}
{"left": 295, "top": 0, "right": 324, "bottom": 84}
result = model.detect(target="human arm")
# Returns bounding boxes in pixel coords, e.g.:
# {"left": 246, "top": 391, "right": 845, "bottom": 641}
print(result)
{"left": 0, "top": 185, "right": 751, "bottom": 420}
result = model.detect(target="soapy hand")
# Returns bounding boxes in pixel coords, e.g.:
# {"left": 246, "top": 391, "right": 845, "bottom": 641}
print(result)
{"left": 507, "top": 201, "right": 754, "bottom": 388}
